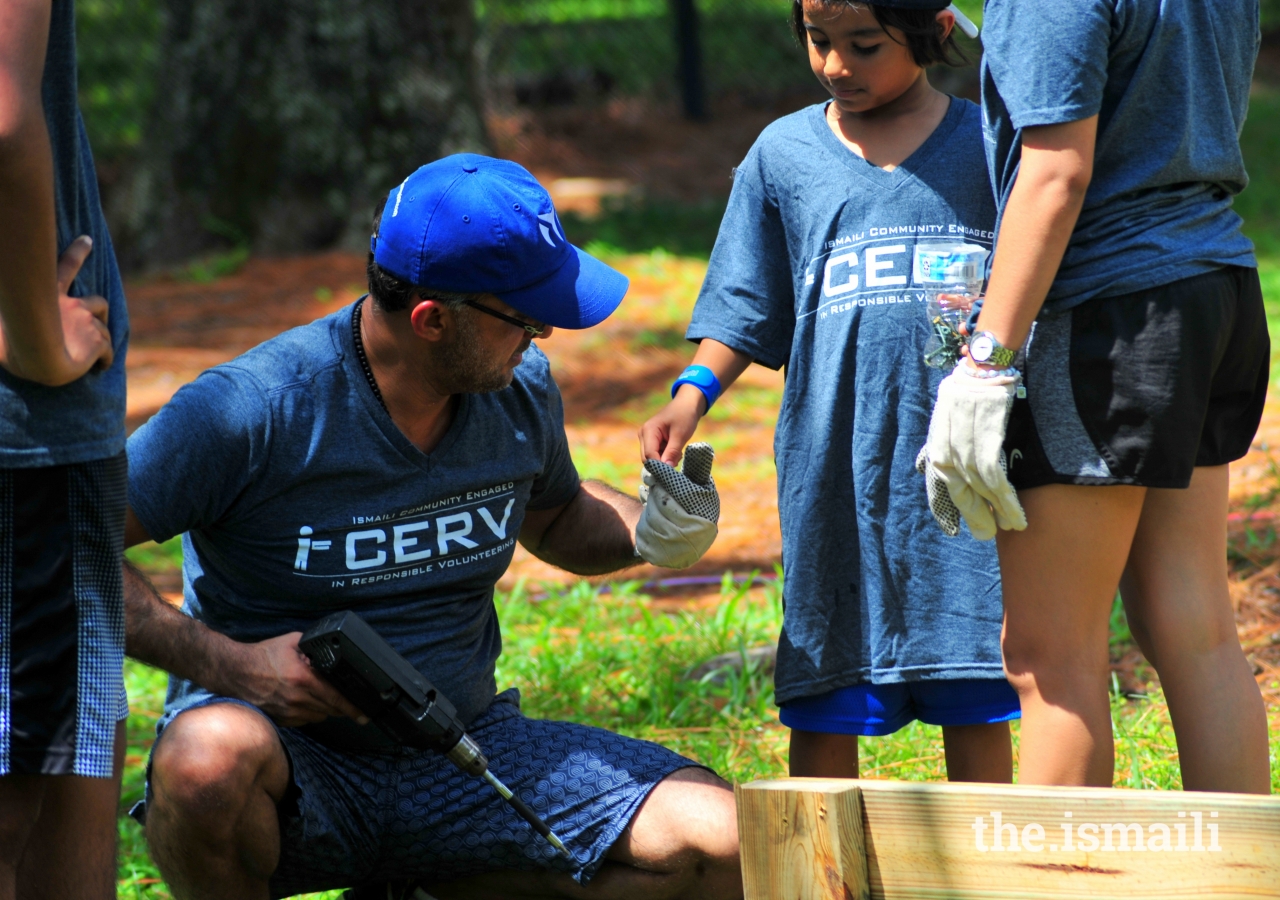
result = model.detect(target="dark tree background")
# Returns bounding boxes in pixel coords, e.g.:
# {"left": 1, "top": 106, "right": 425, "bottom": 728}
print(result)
{"left": 110, "top": 0, "right": 488, "bottom": 268}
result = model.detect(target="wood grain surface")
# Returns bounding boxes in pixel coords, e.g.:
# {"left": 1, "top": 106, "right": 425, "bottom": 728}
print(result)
{"left": 738, "top": 778, "right": 1280, "bottom": 899}
{"left": 737, "top": 780, "right": 870, "bottom": 900}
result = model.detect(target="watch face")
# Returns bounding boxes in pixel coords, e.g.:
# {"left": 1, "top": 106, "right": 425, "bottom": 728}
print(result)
{"left": 970, "top": 334, "right": 994, "bottom": 362}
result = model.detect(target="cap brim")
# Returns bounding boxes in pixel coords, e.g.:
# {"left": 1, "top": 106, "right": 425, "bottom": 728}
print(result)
{"left": 497, "top": 244, "right": 629, "bottom": 330}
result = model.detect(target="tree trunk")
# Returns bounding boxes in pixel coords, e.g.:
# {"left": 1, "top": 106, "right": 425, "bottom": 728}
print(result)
{"left": 115, "top": 0, "right": 488, "bottom": 268}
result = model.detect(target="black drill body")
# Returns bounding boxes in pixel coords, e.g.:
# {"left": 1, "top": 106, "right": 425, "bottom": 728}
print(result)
{"left": 299, "top": 610, "right": 568, "bottom": 855}
{"left": 300, "top": 610, "right": 484, "bottom": 772}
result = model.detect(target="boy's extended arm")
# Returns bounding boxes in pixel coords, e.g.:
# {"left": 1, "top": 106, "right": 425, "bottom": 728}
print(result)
{"left": 0, "top": 0, "right": 113, "bottom": 385}
{"left": 122, "top": 510, "right": 365, "bottom": 727}
{"left": 639, "top": 338, "right": 753, "bottom": 465}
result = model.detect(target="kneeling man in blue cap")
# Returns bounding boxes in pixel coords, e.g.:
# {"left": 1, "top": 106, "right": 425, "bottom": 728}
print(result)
{"left": 121, "top": 155, "right": 737, "bottom": 900}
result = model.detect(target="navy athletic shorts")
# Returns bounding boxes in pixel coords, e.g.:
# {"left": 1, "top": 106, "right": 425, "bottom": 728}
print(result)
{"left": 778, "top": 678, "right": 1021, "bottom": 736}
{"left": 1006, "top": 266, "right": 1269, "bottom": 490}
{"left": 138, "top": 689, "right": 700, "bottom": 897}
{"left": 0, "top": 453, "right": 128, "bottom": 778}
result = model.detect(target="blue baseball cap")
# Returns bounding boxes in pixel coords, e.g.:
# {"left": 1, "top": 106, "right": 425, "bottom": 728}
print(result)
{"left": 371, "top": 154, "right": 628, "bottom": 330}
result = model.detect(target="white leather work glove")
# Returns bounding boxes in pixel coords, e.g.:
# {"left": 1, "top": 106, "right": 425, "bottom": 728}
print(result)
{"left": 925, "top": 365, "right": 1027, "bottom": 541}
{"left": 635, "top": 443, "right": 719, "bottom": 569}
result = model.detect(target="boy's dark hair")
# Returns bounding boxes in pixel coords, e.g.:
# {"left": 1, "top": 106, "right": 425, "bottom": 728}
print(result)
{"left": 366, "top": 193, "right": 481, "bottom": 313}
{"left": 790, "top": 1, "right": 971, "bottom": 68}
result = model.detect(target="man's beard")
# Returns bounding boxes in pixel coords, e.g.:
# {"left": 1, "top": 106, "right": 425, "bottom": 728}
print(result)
{"left": 435, "top": 312, "right": 527, "bottom": 394}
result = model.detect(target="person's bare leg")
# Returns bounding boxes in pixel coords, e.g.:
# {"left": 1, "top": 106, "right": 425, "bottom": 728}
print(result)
{"left": 1120, "top": 465, "right": 1270, "bottom": 794}
{"left": 997, "top": 484, "right": 1146, "bottom": 786}
{"left": 144, "top": 704, "right": 290, "bottom": 900}
{"left": 423, "top": 767, "right": 741, "bottom": 900}
{"left": 788, "top": 731, "right": 859, "bottom": 778}
{"left": 0, "top": 778, "right": 45, "bottom": 900}
{"left": 14, "top": 720, "right": 126, "bottom": 900}
{"left": 941, "top": 722, "right": 1012, "bottom": 783}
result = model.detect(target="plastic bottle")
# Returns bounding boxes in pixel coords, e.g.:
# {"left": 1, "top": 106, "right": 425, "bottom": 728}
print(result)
{"left": 915, "top": 241, "right": 989, "bottom": 369}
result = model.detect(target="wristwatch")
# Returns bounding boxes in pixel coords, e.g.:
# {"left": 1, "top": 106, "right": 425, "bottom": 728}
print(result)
{"left": 967, "top": 331, "right": 1017, "bottom": 368}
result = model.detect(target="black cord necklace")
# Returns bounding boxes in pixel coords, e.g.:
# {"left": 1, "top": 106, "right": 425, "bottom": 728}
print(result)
{"left": 352, "top": 297, "right": 388, "bottom": 412}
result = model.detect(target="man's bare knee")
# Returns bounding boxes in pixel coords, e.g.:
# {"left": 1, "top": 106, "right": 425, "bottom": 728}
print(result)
{"left": 149, "top": 704, "right": 286, "bottom": 831}
{"left": 621, "top": 767, "right": 740, "bottom": 873}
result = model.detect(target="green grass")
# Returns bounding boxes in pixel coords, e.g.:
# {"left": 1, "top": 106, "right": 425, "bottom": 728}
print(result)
{"left": 124, "top": 536, "right": 183, "bottom": 573}
{"left": 496, "top": 576, "right": 786, "bottom": 778}
{"left": 117, "top": 565, "right": 1280, "bottom": 896}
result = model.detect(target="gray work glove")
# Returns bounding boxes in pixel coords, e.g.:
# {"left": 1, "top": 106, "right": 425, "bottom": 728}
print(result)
{"left": 635, "top": 443, "right": 719, "bottom": 569}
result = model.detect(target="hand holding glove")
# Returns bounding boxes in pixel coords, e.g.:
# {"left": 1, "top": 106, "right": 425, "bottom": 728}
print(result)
{"left": 635, "top": 443, "right": 719, "bottom": 569}
{"left": 923, "top": 365, "right": 1027, "bottom": 541}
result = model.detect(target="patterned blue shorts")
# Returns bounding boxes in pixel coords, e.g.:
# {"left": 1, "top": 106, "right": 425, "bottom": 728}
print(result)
{"left": 147, "top": 689, "right": 699, "bottom": 897}
{"left": 0, "top": 454, "right": 127, "bottom": 778}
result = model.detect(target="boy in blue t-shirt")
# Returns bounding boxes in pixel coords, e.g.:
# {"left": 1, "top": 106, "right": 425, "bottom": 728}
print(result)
{"left": 641, "top": 0, "right": 1018, "bottom": 781}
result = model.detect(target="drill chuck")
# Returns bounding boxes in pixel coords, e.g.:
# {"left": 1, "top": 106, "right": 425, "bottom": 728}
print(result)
{"left": 444, "top": 733, "right": 488, "bottom": 778}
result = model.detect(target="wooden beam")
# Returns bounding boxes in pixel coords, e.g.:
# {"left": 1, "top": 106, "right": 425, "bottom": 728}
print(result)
{"left": 736, "top": 780, "right": 870, "bottom": 900}
{"left": 737, "top": 778, "right": 1280, "bottom": 900}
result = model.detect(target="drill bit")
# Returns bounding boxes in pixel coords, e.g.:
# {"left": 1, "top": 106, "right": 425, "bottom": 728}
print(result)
{"left": 482, "top": 769, "right": 571, "bottom": 858}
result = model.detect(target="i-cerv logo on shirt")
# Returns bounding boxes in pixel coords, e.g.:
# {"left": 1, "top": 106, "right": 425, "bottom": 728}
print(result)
{"left": 292, "top": 487, "right": 517, "bottom": 586}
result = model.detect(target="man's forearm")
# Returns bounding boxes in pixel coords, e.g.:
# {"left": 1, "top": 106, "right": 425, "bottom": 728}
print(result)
{"left": 123, "top": 559, "right": 251, "bottom": 697}
{"left": 527, "top": 480, "right": 642, "bottom": 575}
{"left": 124, "top": 559, "right": 369, "bottom": 726}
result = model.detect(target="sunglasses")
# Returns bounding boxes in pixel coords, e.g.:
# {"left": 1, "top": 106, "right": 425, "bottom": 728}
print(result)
{"left": 463, "top": 300, "right": 546, "bottom": 336}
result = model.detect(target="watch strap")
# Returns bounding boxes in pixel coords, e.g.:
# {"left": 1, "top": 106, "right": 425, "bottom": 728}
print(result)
{"left": 969, "top": 331, "right": 1017, "bottom": 368}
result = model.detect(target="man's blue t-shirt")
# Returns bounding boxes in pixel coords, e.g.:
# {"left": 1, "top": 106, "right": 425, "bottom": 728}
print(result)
{"left": 688, "top": 99, "right": 1007, "bottom": 705}
{"left": 127, "top": 306, "right": 581, "bottom": 737}
{"left": 0, "top": 0, "right": 129, "bottom": 467}
{"left": 981, "top": 0, "right": 1259, "bottom": 311}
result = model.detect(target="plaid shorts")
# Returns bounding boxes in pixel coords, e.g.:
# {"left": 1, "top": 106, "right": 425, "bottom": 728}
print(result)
{"left": 0, "top": 453, "right": 128, "bottom": 778}
{"left": 140, "top": 689, "right": 699, "bottom": 897}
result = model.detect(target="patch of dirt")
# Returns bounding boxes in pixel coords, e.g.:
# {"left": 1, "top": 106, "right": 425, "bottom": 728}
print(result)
{"left": 125, "top": 252, "right": 370, "bottom": 429}
{"left": 488, "top": 93, "right": 821, "bottom": 203}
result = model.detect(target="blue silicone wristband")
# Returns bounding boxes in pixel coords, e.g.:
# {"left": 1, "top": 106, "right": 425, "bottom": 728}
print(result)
{"left": 671, "top": 365, "right": 722, "bottom": 411}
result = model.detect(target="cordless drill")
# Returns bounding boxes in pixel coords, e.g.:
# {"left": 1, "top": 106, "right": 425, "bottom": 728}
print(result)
{"left": 299, "top": 610, "right": 570, "bottom": 857}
